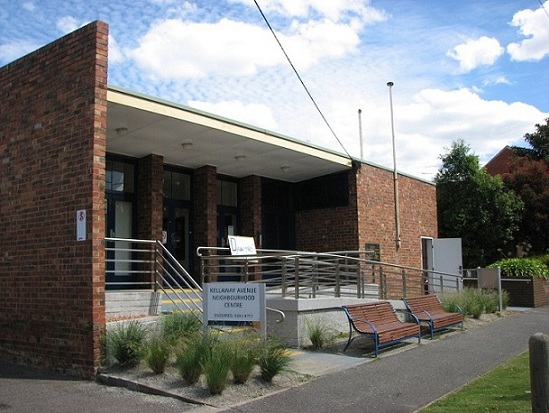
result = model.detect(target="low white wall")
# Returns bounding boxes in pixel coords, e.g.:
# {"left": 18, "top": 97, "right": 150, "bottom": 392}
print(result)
{"left": 106, "top": 291, "right": 161, "bottom": 319}
{"left": 266, "top": 296, "right": 408, "bottom": 347}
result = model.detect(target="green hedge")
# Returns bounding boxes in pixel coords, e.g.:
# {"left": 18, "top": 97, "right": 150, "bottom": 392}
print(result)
{"left": 488, "top": 258, "right": 549, "bottom": 279}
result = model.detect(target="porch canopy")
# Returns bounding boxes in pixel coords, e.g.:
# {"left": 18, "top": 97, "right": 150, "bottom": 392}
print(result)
{"left": 106, "top": 86, "right": 353, "bottom": 183}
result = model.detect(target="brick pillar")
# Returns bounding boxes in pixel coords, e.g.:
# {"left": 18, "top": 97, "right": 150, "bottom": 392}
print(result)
{"left": 239, "top": 175, "right": 262, "bottom": 281}
{"left": 137, "top": 154, "right": 164, "bottom": 286}
{"left": 239, "top": 175, "right": 262, "bottom": 245}
{"left": 137, "top": 154, "right": 164, "bottom": 241}
{"left": 193, "top": 165, "right": 217, "bottom": 282}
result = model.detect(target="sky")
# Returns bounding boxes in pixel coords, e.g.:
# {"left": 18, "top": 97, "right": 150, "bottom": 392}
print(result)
{"left": 1, "top": 0, "right": 549, "bottom": 180}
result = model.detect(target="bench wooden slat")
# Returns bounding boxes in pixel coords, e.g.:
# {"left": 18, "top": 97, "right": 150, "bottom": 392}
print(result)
{"left": 342, "top": 301, "right": 421, "bottom": 356}
{"left": 402, "top": 295, "right": 464, "bottom": 339}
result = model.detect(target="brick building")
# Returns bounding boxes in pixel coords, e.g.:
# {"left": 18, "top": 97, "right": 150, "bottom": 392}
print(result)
{"left": 0, "top": 21, "right": 437, "bottom": 377}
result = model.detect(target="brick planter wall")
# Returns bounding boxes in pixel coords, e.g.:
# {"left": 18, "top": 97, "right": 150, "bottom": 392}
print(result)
{"left": 0, "top": 21, "right": 108, "bottom": 377}
{"left": 502, "top": 277, "right": 549, "bottom": 308}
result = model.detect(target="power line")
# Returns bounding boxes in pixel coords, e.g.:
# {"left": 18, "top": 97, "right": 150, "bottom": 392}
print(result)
{"left": 538, "top": 0, "right": 549, "bottom": 20}
{"left": 253, "top": 0, "right": 354, "bottom": 162}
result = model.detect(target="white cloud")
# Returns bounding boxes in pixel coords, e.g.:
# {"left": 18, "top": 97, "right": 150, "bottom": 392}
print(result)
{"left": 56, "top": 16, "right": 81, "bottom": 34}
{"left": 447, "top": 36, "right": 504, "bottom": 73}
{"left": 128, "top": 17, "right": 360, "bottom": 79}
{"left": 231, "top": 0, "right": 387, "bottom": 24}
{"left": 22, "top": 2, "right": 36, "bottom": 12}
{"left": 108, "top": 35, "right": 124, "bottom": 64}
{"left": 507, "top": 1, "right": 549, "bottom": 61}
{"left": 0, "top": 39, "right": 40, "bottom": 63}
{"left": 188, "top": 100, "right": 278, "bottom": 130}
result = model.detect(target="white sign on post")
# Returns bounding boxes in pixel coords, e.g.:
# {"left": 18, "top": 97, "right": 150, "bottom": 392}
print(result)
{"left": 204, "top": 282, "right": 263, "bottom": 322}
{"left": 203, "top": 282, "right": 267, "bottom": 339}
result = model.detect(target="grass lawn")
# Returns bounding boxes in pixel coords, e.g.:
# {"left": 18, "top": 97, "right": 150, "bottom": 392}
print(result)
{"left": 420, "top": 351, "right": 531, "bottom": 412}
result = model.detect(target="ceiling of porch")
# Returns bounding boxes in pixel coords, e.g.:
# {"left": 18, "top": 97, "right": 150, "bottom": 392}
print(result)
{"left": 105, "top": 87, "right": 353, "bottom": 183}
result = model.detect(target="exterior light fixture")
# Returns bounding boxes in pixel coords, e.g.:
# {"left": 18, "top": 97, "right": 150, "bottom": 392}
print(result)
{"left": 234, "top": 155, "right": 246, "bottom": 161}
{"left": 181, "top": 141, "right": 193, "bottom": 149}
{"left": 280, "top": 165, "right": 290, "bottom": 172}
{"left": 115, "top": 127, "right": 128, "bottom": 137}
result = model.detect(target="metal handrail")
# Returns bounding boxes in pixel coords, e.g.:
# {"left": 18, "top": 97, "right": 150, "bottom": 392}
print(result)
{"left": 197, "top": 247, "right": 465, "bottom": 299}
{"left": 105, "top": 237, "right": 203, "bottom": 316}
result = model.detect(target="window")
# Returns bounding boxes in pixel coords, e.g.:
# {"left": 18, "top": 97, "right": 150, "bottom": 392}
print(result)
{"left": 164, "top": 170, "right": 191, "bottom": 200}
{"left": 106, "top": 160, "right": 134, "bottom": 193}
{"left": 217, "top": 180, "right": 238, "bottom": 207}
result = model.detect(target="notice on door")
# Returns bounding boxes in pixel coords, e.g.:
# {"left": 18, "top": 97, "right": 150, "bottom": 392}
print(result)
{"left": 203, "top": 282, "right": 265, "bottom": 322}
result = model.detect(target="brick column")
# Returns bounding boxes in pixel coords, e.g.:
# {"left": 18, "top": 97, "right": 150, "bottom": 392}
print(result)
{"left": 137, "top": 154, "right": 164, "bottom": 241}
{"left": 193, "top": 165, "right": 217, "bottom": 282}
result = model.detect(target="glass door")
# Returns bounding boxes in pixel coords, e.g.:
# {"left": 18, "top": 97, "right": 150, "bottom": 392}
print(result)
{"left": 163, "top": 200, "right": 191, "bottom": 272}
{"left": 105, "top": 195, "right": 134, "bottom": 287}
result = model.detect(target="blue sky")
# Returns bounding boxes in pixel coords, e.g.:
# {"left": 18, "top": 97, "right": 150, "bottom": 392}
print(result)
{"left": 1, "top": 0, "right": 548, "bottom": 179}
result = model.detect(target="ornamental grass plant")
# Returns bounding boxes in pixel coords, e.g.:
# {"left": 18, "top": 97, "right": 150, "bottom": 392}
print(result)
{"left": 203, "top": 341, "right": 233, "bottom": 395}
{"left": 144, "top": 334, "right": 171, "bottom": 374}
{"left": 230, "top": 340, "right": 259, "bottom": 384}
{"left": 176, "top": 333, "right": 209, "bottom": 385}
{"left": 107, "top": 320, "right": 147, "bottom": 367}
{"left": 439, "top": 287, "right": 508, "bottom": 319}
{"left": 258, "top": 339, "right": 292, "bottom": 382}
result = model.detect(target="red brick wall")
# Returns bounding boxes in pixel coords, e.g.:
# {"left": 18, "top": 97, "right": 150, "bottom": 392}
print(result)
{"left": 295, "top": 171, "right": 359, "bottom": 252}
{"left": 296, "top": 164, "right": 437, "bottom": 269}
{"left": 0, "top": 21, "right": 108, "bottom": 377}
{"left": 357, "top": 163, "right": 437, "bottom": 268}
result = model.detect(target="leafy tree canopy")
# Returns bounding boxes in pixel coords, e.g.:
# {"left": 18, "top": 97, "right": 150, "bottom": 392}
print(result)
{"left": 501, "top": 119, "right": 549, "bottom": 255}
{"left": 435, "top": 140, "right": 523, "bottom": 267}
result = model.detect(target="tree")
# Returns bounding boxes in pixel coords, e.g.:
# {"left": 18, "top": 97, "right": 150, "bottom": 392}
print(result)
{"left": 501, "top": 119, "right": 549, "bottom": 255}
{"left": 435, "top": 140, "right": 523, "bottom": 267}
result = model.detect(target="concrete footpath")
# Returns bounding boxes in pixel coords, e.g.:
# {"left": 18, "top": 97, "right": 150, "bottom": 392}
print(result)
{"left": 1, "top": 306, "right": 548, "bottom": 413}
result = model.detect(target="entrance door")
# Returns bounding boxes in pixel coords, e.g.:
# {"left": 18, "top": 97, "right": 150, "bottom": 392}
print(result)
{"left": 105, "top": 196, "right": 134, "bottom": 286}
{"left": 163, "top": 201, "right": 190, "bottom": 272}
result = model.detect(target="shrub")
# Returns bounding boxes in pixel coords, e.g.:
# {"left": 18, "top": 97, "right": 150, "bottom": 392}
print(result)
{"left": 203, "top": 341, "right": 232, "bottom": 395}
{"left": 304, "top": 316, "right": 336, "bottom": 351}
{"left": 107, "top": 320, "right": 147, "bottom": 367}
{"left": 176, "top": 333, "right": 209, "bottom": 385}
{"left": 489, "top": 258, "right": 549, "bottom": 279}
{"left": 258, "top": 339, "right": 291, "bottom": 382}
{"left": 144, "top": 334, "right": 171, "bottom": 374}
{"left": 161, "top": 312, "right": 201, "bottom": 346}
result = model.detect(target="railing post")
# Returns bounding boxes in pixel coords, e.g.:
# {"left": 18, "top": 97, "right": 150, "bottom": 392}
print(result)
{"left": 401, "top": 269, "right": 407, "bottom": 298}
{"left": 379, "top": 267, "right": 385, "bottom": 299}
{"left": 243, "top": 260, "right": 249, "bottom": 282}
{"left": 294, "top": 256, "right": 300, "bottom": 299}
{"left": 335, "top": 260, "right": 341, "bottom": 298}
{"left": 440, "top": 275, "right": 444, "bottom": 293}
{"left": 281, "top": 257, "right": 287, "bottom": 298}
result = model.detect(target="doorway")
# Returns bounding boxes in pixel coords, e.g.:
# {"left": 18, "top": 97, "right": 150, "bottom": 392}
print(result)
{"left": 163, "top": 200, "right": 191, "bottom": 272}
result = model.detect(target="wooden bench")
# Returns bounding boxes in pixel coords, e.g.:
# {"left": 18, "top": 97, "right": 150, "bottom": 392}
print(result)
{"left": 402, "top": 295, "right": 464, "bottom": 340}
{"left": 342, "top": 301, "right": 421, "bottom": 357}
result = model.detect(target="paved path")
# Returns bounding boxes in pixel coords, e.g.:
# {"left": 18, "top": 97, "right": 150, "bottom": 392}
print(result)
{"left": 216, "top": 306, "right": 549, "bottom": 413}
{"left": 1, "top": 307, "right": 548, "bottom": 413}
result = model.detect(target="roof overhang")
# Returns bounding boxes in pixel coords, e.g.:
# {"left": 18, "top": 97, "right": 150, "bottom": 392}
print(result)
{"left": 106, "top": 87, "right": 353, "bottom": 182}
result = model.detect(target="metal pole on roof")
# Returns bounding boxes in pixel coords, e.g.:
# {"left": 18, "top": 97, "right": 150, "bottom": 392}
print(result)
{"left": 387, "top": 82, "right": 401, "bottom": 250}
{"left": 358, "top": 108, "right": 364, "bottom": 160}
